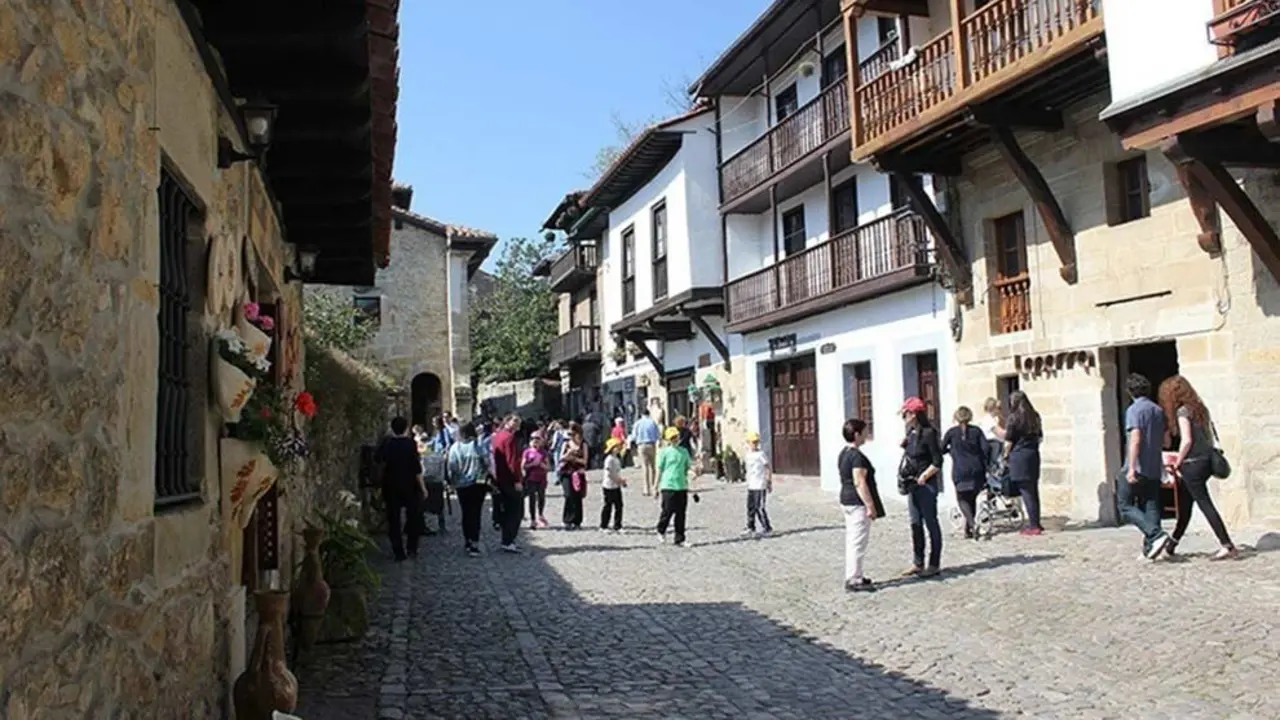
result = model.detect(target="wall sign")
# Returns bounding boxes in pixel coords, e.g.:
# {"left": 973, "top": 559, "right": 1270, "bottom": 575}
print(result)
{"left": 767, "top": 333, "right": 797, "bottom": 352}
{"left": 820, "top": 342, "right": 836, "bottom": 355}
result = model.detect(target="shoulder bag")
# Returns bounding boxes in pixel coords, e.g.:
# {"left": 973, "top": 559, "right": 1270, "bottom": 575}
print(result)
{"left": 1209, "top": 422, "right": 1231, "bottom": 480}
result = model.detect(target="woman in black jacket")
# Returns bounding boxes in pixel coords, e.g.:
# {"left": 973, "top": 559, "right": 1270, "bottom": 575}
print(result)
{"left": 942, "top": 406, "right": 988, "bottom": 540}
{"left": 900, "top": 397, "right": 944, "bottom": 577}
{"left": 1005, "top": 390, "right": 1044, "bottom": 536}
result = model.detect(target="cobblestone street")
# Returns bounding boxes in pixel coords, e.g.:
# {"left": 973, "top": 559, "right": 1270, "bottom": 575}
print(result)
{"left": 296, "top": 471, "right": 1280, "bottom": 719}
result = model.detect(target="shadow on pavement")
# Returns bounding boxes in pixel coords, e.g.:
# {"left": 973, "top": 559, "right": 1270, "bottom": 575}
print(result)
{"left": 868, "top": 554, "right": 1061, "bottom": 591}
{"left": 690, "top": 524, "right": 843, "bottom": 548}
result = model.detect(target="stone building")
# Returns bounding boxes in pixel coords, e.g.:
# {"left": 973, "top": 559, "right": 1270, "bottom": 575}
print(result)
{"left": 0, "top": 0, "right": 399, "bottom": 716}
{"left": 310, "top": 184, "right": 496, "bottom": 425}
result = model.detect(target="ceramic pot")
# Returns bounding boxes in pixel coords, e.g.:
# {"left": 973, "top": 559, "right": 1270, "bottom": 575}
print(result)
{"left": 294, "top": 526, "right": 330, "bottom": 653}
{"left": 237, "top": 314, "right": 273, "bottom": 365}
{"left": 233, "top": 591, "right": 298, "bottom": 720}
{"left": 213, "top": 356, "right": 256, "bottom": 423}
{"left": 220, "top": 438, "right": 280, "bottom": 529}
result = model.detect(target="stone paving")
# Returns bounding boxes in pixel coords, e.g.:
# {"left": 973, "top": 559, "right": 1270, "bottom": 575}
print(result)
{"left": 295, "top": 470, "right": 1280, "bottom": 719}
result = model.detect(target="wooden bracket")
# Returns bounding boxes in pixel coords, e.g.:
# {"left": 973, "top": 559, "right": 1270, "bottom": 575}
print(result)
{"left": 967, "top": 103, "right": 1064, "bottom": 132}
{"left": 1163, "top": 122, "right": 1280, "bottom": 168}
{"left": 873, "top": 152, "right": 962, "bottom": 177}
{"left": 684, "top": 309, "right": 731, "bottom": 371}
{"left": 1184, "top": 153, "right": 1280, "bottom": 284}
{"left": 891, "top": 172, "right": 972, "bottom": 294}
{"left": 625, "top": 331, "right": 665, "bottom": 376}
{"left": 1172, "top": 160, "right": 1223, "bottom": 254}
{"left": 1258, "top": 101, "right": 1280, "bottom": 140}
{"left": 988, "top": 125, "right": 1078, "bottom": 284}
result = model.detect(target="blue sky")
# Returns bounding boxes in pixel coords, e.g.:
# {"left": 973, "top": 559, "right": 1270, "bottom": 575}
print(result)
{"left": 394, "top": 0, "right": 773, "bottom": 268}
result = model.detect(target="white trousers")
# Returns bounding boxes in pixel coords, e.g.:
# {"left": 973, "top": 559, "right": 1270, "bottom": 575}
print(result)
{"left": 843, "top": 505, "right": 871, "bottom": 583}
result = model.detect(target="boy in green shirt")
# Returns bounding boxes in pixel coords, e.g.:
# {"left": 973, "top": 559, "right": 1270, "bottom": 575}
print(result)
{"left": 656, "top": 426, "right": 693, "bottom": 546}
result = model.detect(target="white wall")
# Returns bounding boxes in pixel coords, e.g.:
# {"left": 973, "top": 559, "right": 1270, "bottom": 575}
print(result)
{"left": 741, "top": 282, "right": 959, "bottom": 505}
{"left": 1103, "top": 0, "right": 1218, "bottom": 106}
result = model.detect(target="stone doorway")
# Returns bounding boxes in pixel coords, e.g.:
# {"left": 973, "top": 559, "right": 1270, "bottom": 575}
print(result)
{"left": 1111, "top": 340, "right": 1180, "bottom": 518}
{"left": 411, "top": 373, "right": 443, "bottom": 428}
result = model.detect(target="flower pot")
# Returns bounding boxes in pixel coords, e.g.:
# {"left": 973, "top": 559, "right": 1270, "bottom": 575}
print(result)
{"left": 294, "top": 527, "right": 330, "bottom": 654}
{"left": 214, "top": 356, "right": 257, "bottom": 423}
{"left": 221, "top": 438, "right": 280, "bottom": 529}
{"left": 237, "top": 315, "right": 273, "bottom": 364}
{"left": 233, "top": 591, "right": 298, "bottom": 720}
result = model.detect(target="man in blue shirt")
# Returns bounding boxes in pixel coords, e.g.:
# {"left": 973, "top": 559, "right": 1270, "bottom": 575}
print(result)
{"left": 1116, "top": 373, "right": 1171, "bottom": 559}
{"left": 630, "top": 409, "right": 662, "bottom": 497}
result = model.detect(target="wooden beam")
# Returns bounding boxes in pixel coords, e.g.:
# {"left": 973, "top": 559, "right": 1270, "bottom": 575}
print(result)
{"left": 891, "top": 172, "right": 971, "bottom": 291}
{"left": 988, "top": 125, "right": 1078, "bottom": 283}
{"left": 949, "top": 0, "right": 968, "bottom": 90}
{"left": 1187, "top": 156, "right": 1280, "bottom": 284}
{"left": 1118, "top": 79, "right": 1280, "bottom": 150}
{"left": 685, "top": 310, "right": 731, "bottom": 371}
{"left": 967, "top": 103, "right": 1064, "bottom": 132}
{"left": 625, "top": 332, "right": 665, "bottom": 376}
{"left": 845, "top": 8, "right": 860, "bottom": 149}
{"left": 872, "top": 152, "right": 962, "bottom": 177}
{"left": 1258, "top": 101, "right": 1280, "bottom": 140}
{"left": 1171, "top": 161, "right": 1223, "bottom": 255}
{"left": 851, "top": 0, "right": 929, "bottom": 16}
{"left": 1162, "top": 122, "right": 1280, "bottom": 168}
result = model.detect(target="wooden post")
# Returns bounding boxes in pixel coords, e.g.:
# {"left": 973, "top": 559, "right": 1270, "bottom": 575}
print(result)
{"left": 950, "top": 0, "right": 968, "bottom": 89}
{"left": 844, "top": 8, "right": 861, "bottom": 148}
{"left": 770, "top": 184, "right": 781, "bottom": 309}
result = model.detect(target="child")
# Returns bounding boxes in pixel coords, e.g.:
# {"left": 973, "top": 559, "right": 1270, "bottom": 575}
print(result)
{"left": 743, "top": 431, "right": 773, "bottom": 537}
{"left": 522, "top": 431, "right": 551, "bottom": 529}
{"left": 601, "top": 438, "right": 626, "bottom": 532}
{"left": 656, "top": 426, "right": 694, "bottom": 547}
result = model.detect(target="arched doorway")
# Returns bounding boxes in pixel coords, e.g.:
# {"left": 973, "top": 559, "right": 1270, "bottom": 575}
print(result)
{"left": 411, "top": 373, "right": 443, "bottom": 428}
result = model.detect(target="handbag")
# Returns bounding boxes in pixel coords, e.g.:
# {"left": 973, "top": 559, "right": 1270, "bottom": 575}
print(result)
{"left": 1209, "top": 422, "right": 1231, "bottom": 479}
{"left": 897, "top": 454, "right": 916, "bottom": 496}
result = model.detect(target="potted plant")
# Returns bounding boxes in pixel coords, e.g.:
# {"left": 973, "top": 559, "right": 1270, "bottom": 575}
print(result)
{"left": 609, "top": 345, "right": 627, "bottom": 364}
{"left": 237, "top": 301, "right": 275, "bottom": 363}
{"left": 315, "top": 493, "right": 381, "bottom": 643}
{"left": 213, "top": 328, "right": 270, "bottom": 423}
{"left": 721, "top": 446, "right": 743, "bottom": 484}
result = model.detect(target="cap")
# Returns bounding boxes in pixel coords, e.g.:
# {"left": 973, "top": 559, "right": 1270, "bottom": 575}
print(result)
{"left": 605, "top": 437, "right": 623, "bottom": 453}
{"left": 664, "top": 426, "right": 680, "bottom": 441}
{"left": 745, "top": 431, "right": 760, "bottom": 443}
{"left": 901, "top": 396, "right": 927, "bottom": 414}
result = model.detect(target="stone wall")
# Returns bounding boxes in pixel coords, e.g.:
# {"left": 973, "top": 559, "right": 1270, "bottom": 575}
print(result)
{"left": 477, "top": 378, "right": 562, "bottom": 419}
{"left": 0, "top": 1, "right": 301, "bottom": 716}
{"left": 953, "top": 92, "right": 1280, "bottom": 527}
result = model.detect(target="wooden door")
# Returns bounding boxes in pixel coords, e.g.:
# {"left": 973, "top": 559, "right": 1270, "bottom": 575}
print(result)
{"left": 666, "top": 372, "right": 694, "bottom": 423}
{"left": 916, "top": 352, "right": 939, "bottom": 427}
{"left": 767, "top": 355, "right": 820, "bottom": 476}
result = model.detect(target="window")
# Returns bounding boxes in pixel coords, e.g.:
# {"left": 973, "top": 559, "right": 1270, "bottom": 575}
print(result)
{"left": 821, "top": 48, "right": 848, "bottom": 88}
{"left": 990, "top": 212, "right": 1032, "bottom": 334}
{"left": 353, "top": 296, "right": 382, "bottom": 327}
{"left": 775, "top": 84, "right": 799, "bottom": 122}
{"left": 914, "top": 351, "right": 940, "bottom": 426}
{"left": 652, "top": 202, "right": 668, "bottom": 302}
{"left": 997, "top": 375, "right": 1020, "bottom": 416}
{"left": 622, "top": 227, "right": 636, "bottom": 316}
{"left": 889, "top": 176, "right": 904, "bottom": 210}
{"left": 877, "top": 16, "right": 898, "bottom": 44}
{"left": 155, "top": 168, "right": 204, "bottom": 507}
{"left": 850, "top": 362, "right": 874, "bottom": 439}
{"left": 782, "top": 206, "right": 807, "bottom": 256}
{"left": 832, "top": 179, "right": 859, "bottom": 234}
{"left": 1109, "top": 155, "right": 1151, "bottom": 225}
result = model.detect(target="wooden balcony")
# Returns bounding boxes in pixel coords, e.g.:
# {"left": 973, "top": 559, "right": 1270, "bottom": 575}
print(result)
{"left": 1209, "top": 0, "right": 1280, "bottom": 51}
{"left": 993, "top": 274, "right": 1032, "bottom": 334}
{"left": 725, "top": 209, "right": 932, "bottom": 333}
{"left": 550, "top": 325, "right": 601, "bottom": 369}
{"left": 849, "top": 0, "right": 1105, "bottom": 161}
{"left": 549, "top": 243, "right": 598, "bottom": 293}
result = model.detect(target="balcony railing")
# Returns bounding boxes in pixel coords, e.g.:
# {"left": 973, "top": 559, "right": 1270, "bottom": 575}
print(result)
{"left": 549, "top": 243, "right": 599, "bottom": 293}
{"left": 854, "top": 0, "right": 1101, "bottom": 149}
{"left": 727, "top": 209, "right": 930, "bottom": 327}
{"left": 860, "top": 35, "right": 902, "bottom": 82}
{"left": 1209, "top": 0, "right": 1280, "bottom": 48}
{"left": 550, "top": 325, "right": 601, "bottom": 369}
{"left": 993, "top": 274, "right": 1032, "bottom": 334}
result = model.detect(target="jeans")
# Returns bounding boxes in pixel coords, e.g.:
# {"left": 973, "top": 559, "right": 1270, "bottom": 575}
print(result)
{"left": 908, "top": 483, "right": 942, "bottom": 569}
{"left": 638, "top": 443, "right": 657, "bottom": 495}
{"left": 490, "top": 483, "right": 504, "bottom": 528}
{"left": 657, "top": 490, "right": 689, "bottom": 544}
{"left": 526, "top": 483, "right": 547, "bottom": 521}
{"left": 498, "top": 485, "right": 524, "bottom": 545}
{"left": 1171, "top": 459, "right": 1234, "bottom": 548}
{"left": 955, "top": 489, "right": 979, "bottom": 536}
{"left": 746, "top": 489, "right": 772, "bottom": 532}
{"left": 600, "top": 487, "right": 623, "bottom": 530}
{"left": 1116, "top": 472, "right": 1164, "bottom": 551}
{"left": 383, "top": 488, "right": 424, "bottom": 560}
{"left": 843, "top": 505, "right": 871, "bottom": 583}
{"left": 1018, "top": 480, "right": 1043, "bottom": 530}
{"left": 561, "top": 475, "right": 585, "bottom": 528}
{"left": 456, "top": 484, "right": 487, "bottom": 547}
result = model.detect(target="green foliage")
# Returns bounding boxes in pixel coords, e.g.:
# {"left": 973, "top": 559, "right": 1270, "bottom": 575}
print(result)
{"left": 315, "top": 511, "right": 381, "bottom": 593}
{"left": 470, "top": 234, "right": 561, "bottom": 383}
{"left": 303, "top": 291, "right": 377, "bottom": 353}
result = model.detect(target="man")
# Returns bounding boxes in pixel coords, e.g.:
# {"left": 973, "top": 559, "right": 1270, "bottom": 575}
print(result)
{"left": 489, "top": 414, "right": 526, "bottom": 553}
{"left": 631, "top": 408, "right": 661, "bottom": 497}
{"left": 1117, "top": 373, "right": 1171, "bottom": 559}
{"left": 375, "top": 417, "right": 427, "bottom": 561}
{"left": 582, "top": 407, "right": 605, "bottom": 470}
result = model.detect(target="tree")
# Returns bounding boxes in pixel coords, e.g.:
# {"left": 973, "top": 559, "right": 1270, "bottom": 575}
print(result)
{"left": 586, "top": 73, "right": 698, "bottom": 179}
{"left": 303, "top": 291, "right": 377, "bottom": 353}
{"left": 470, "top": 234, "right": 561, "bottom": 383}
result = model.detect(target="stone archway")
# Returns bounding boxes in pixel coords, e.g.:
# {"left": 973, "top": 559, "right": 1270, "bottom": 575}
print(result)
{"left": 411, "top": 373, "right": 443, "bottom": 428}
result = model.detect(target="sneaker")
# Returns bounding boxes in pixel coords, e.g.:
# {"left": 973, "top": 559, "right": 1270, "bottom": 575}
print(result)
{"left": 759, "top": 529, "right": 773, "bottom": 538}
{"left": 901, "top": 566, "right": 923, "bottom": 578}
{"left": 920, "top": 567, "right": 941, "bottom": 578}
{"left": 501, "top": 543, "right": 522, "bottom": 554}
{"left": 537, "top": 517, "right": 549, "bottom": 529}
{"left": 1020, "top": 527, "right": 1043, "bottom": 537}
{"left": 529, "top": 522, "right": 538, "bottom": 531}
{"left": 1211, "top": 546, "right": 1239, "bottom": 561}
{"left": 1164, "top": 538, "right": 1180, "bottom": 557}
{"left": 657, "top": 533, "right": 666, "bottom": 544}
{"left": 674, "top": 541, "right": 688, "bottom": 548}
{"left": 742, "top": 528, "right": 756, "bottom": 537}
{"left": 1145, "top": 533, "right": 1171, "bottom": 560}
{"left": 845, "top": 578, "right": 877, "bottom": 593}
{"left": 466, "top": 545, "right": 481, "bottom": 557}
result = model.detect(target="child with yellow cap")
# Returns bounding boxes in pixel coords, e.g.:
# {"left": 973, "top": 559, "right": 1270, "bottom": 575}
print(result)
{"left": 600, "top": 437, "right": 626, "bottom": 532}
{"left": 744, "top": 431, "right": 774, "bottom": 537}
{"left": 656, "top": 425, "right": 695, "bottom": 546}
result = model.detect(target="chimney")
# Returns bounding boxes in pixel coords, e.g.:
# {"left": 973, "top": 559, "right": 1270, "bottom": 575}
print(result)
{"left": 391, "top": 183, "right": 413, "bottom": 211}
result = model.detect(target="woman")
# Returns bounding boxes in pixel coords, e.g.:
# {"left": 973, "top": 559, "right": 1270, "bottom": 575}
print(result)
{"left": 840, "top": 418, "right": 883, "bottom": 592}
{"left": 446, "top": 423, "right": 489, "bottom": 557}
{"left": 942, "top": 406, "right": 988, "bottom": 539}
{"left": 1005, "top": 390, "right": 1044, "bottom": 535}
{"left": 900, "top": 397, "right": 944, "bottom": 577}
{"left": 1158, "top": 376, "right": 1237, "bottom": 559}
{"left": 559, "top": 422, "right": 589, "bottom": 530}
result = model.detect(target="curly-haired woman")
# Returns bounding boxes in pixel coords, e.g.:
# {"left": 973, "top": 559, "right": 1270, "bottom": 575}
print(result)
{"left": 1157, "top": 375, "right": 1237, "bottom": 560}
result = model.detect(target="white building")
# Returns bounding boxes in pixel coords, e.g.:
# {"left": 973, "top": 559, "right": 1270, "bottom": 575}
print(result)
{"left": 688, "top": 0, "right": 959, "bottom": 490}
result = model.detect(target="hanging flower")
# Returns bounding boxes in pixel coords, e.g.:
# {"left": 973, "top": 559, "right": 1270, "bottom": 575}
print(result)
{"left": 258, "top": 315, "right": 275, "bottom": 332}
{"left": 294, "top": 391, "right": 318, "bottom": 418}
{"left": 244, "top": 302, "right": 261, "bottom": 322}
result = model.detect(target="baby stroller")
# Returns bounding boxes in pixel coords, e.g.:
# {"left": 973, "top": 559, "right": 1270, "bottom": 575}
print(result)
{"left": 975, "top": 447, "right": 1023, "bottom": 539}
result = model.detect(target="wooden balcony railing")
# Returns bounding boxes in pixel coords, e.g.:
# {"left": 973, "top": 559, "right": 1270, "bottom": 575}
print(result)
{"left": 550, "top": 325, "right": 601, "bottom": 368}
{"left": 853, "top": 0, "right": 1101, "bottom": 148}
{"left": 727, "top": 209, "right": 930, "bottom": 326}
{"left": 549, "top": 243, "right": 599, "bottom": 292}
{"left": 993, "top": 274, "right": 1032, "bottom": 333}
{"left": 1209, "top": 0, "right": 1280, "bottom": 48}
{"left": 860, "top": 35, "right": 902, "bottom": 83}
{"left": 720, "top": 77, "right": 850, "bottom": 204}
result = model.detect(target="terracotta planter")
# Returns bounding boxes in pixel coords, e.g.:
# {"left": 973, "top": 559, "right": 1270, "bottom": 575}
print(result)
{"left": 213, "top": 356, "right": 257, "bottom": 423}
{"left": 233, "top": 591, "right": 298, "bottom": 720}
{"left": 294, "top": 527, "right": 330, "bottom": 653}
{"left": 221, "top": 438, "right": 280, "bottom": 529}
{"left": 237, "top": 315, "right": 273, "bottom": 364}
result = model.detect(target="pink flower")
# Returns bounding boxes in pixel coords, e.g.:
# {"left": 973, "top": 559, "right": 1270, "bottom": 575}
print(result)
{"left": 258, "top": 315, "right": 275, "bottom": 331}
{"left": 244, "top": 302, "right": 260, "bottom": 321}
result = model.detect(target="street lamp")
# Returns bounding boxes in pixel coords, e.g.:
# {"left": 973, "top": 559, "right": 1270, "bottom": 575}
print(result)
{"left": 218, "top": 99, "right": 279, "bottom": 169}
{"left": 284, "top": 248, "right": 319, "bottom": 283}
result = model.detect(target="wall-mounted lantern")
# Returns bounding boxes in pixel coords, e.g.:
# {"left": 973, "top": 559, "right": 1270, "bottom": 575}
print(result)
{"left": 284, "top": 248, "right": 319, "bottom": 284}
{"left": 218, "top": 99, "right": 279, "bottom": 169}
